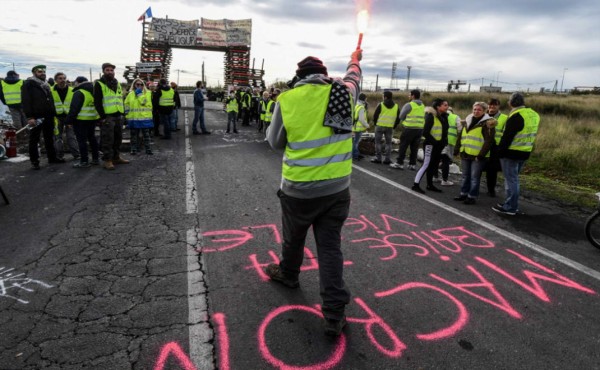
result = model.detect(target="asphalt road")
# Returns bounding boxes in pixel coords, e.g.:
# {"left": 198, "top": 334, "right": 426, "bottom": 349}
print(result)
{"left": 1, "top": 94, "right": 599, "bottom": 370}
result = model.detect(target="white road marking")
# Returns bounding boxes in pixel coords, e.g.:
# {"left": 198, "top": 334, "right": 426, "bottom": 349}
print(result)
{"left": 185, "top": 109, "right": 198, "bottom": 214}
{"left": 352, "top": 164, "right": 600, "bottom": 282}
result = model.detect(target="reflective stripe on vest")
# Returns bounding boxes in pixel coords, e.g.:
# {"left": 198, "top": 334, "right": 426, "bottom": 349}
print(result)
{"left": 508, "top": 108, "right": 540, "bottom": 152}
{"left": 494, "top": 113, "right": 508, "bottom": 145}
{"left": 403, "top": 101, "right": 425, "bottom": 129}
{"left": 51, "top": 86, "right": 74, "bottom": 115}
{"left": 376, "top": 103, "right": 398, "bottom": 128}
{"left": 77, "top": 90, "right": 100, "bottom": 121}
{"left": 430, "top": 116, "right": 442, "bottom": 141}
{"left": 460, "top": 125, "right": 489, "bottom": 157}
{"left": 125, "top": 91, "right": 153, "bottom": 122}
{"left": 447, "top": 113, "right": 458, "bottom": 146}
{"left": 159, "top": 88, "right": 175, "bottom": 106}
{"left": 97, "top": 81, "right": 124, "bottom": 114}
{"left": 264, "top": 100, "right": 274, "bottom": 122}
{"left": 279, "top": 83, "right": 352, "bottom": 182}
{"left": 353, "top": 104, "right": 367, "bottom": 132}
{"left": 1, "top": 80, "right": 23, "bottom": 105}
{"left": 260, "top": 100, "right": 266, "bottom": 120}
{"left": 226, "top": 98, "right": 238, "bottom": 113}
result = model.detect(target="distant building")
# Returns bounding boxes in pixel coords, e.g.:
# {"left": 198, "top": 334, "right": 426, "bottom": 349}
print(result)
{"left": 480, "top": 86, "right": 502, "bottom": 93}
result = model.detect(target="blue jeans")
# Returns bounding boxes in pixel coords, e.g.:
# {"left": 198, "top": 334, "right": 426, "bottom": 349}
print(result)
{"left": 500, "top": 158, "right": 526, "bottom": 212}
{"left": 352, "top": 131, "right": 363, "bottom": 159}
{"left": 160, "top": 112, "right": 175, "bottom": 139}
{"left": 227, "top": 111, "right": 237, "bottom": 132}
{"left": 192, "top": 106, "right": 207, "bottom": 133}
{"left": 460, "top": 158, "right": 487, "bottom": 198}
{"left": 170, "top": 109, "right": 178, "bottom": 131}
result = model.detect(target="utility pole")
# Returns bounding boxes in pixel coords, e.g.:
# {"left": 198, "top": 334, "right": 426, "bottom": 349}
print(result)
{"left": 375, "top": 74, "right": 379, "bottom": 92}
{"left": 390, "top": 62, "right": 397, "bottom": 89}
{"left": 405, "top": 66, "right": 412, "bottom": 91}
{"left": 202, "top": 61, "right": 205, "bottom": 86}
{"left": 89, "top": 67, "right": 92, "bottom": 81}
{"left": 177, "top": 69, "right": 180, "bottom": 85}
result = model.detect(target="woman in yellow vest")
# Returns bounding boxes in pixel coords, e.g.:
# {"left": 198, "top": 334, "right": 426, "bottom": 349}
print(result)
{"left": 454, "top": 102, "right": 495, "bottom": 204}
{"left": 352, "top": 93, "right": 370, "bottom": 160}
{"left": 485, "top": 97, "right": 508, "bottom": 197}
{"left": 125, "top": 78, "right": 154, "bottom": 155}
{"left": 412, "top": 98, "right": 449, "bottom": 193}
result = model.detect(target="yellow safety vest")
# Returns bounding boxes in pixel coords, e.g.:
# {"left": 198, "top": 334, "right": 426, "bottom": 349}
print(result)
{"left": 376, "top": 103, "right": 398, "bottom": 128}
{"left": 279, "top": 83, "right": 352, "bottom": 182}
{"left": 97, "top": 81, "right": 124, "bottom": 114}
{"left": 51, "top": 86, "right": 74, "bottom": 115}
{"left": 125, "top": 91, "right": 153, "bottom": 121}
{"left": 76, "top": 90, "right": 100, "bottom": 121}
{"left": 447, "top": 113, "right": 458, "bottom": 146}
{"left": 158, "top": 88, "right": 175, "bottom": 107}
{"left": 403, "top": 101, "right": 425, "bottom": 129}
{"left": 494, "top": 113, "right": 508, "bottom": 145}
{"left": 508, "top": 108, "right": 540, "bottom": 152}
{"left": 265, "top": 100, "right": 274, "bottom": 122}
{"left": 430, "top": 116, "right": 443, "bottom": 141}
{"left": 353, "top": 104, "right": 367, "bottom": 132}
{"left": 226, "top": 98, "right": 238, "bottom": 113}
{"left": 260, "top": 100, "right": 267, "bottom": 121}
{"left": 460, "top": 125, "right": 489, "bottom": 157}
{"left": 1, "top": 80, "right": 23, "bottom": 105}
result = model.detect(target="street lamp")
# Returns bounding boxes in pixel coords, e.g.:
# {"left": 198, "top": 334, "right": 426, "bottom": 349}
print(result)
{"left": 560, "top": 68, "right": 568, "bottom": 92}
{"left": 405, "top": 66, "right": 412, "bottom": 91}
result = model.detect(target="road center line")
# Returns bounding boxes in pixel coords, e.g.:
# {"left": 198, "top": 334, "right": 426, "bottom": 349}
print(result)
{"left": 353, "top": 164, "right": 600, "bottom": 282}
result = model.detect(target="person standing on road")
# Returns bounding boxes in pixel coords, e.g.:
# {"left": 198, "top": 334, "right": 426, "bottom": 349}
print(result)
{"left": 485, "top": 97, "right": 508, "bottom": 197}
{"left": 370, "top": 91, "right": 399, "bottom": 165}
{"left": 258, "top": 91, "right": 270, "bottom": 133}
{"left": 224, "top": 91, "right": 238, "bottom": 134}
{"left": 94, "top": 62, "right": 129, "bottom": 170}
{"left": 266, "top": 49, "right": 362, "bottom": 337}
{"left": 436, "top": 106, "right": 461, "bottom": 186}
{"left": 152, "top": 78, "right": 177, "bottom": 140}
{"left": 0, "top": 70, "right": 27, "bottom": 129}
{"left": 411, "top": 98, "right": 449, "bottom": 194}
{"left": 51, "top": 72, "right": 80, "bottom": 161}
{"left": 493, "top": 92, "right": 540, "bottom": 216}
{"left": 352, "top": 93, "right": 369, "bottom": 161}
{"left": 66, "top": 77, "right": 100, "bottom": 168}
{"left": 125, "top": 78, "right": 154, "bottom": 155}
{"left": 21, "top": 65, "right": 63, "bottom": 169}
{"left": 391, "top": 89, "right": 425, "bottom": 170}
{"left": 192, "top": 81, "right": 211, "bottom": 135}
{"left": 170, "top": 82, "right": 181, "bottom": 132}
{"left": 454, "top": 102, "right": 495, "bottom": 205}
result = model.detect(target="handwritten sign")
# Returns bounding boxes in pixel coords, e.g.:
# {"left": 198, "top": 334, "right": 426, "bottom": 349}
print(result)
{"left": 150, "top": 18, "right": 199, "bottom": 46}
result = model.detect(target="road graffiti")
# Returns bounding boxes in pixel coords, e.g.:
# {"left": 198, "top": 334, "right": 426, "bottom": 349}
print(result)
{"left": 0, "top": 266, "right": 54, "bottom": 304}
{"left": 156, "top": 213, "right": 597, "bottom": 369}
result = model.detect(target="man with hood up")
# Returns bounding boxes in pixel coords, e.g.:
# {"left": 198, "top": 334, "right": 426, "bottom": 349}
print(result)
{"left": 21, "top": 65, "right": 63, "bottom": 169}
{"left": 66, "top": 76, "right": 100, "bottom": 168}
{"left": 0, "top": 70, "right": 27, "bottom": 129}
{"left": 93, "top": 62, "right": 129, "bottom": 170}
{"left": 370, "top": 90, "right": 399, "bottom": 165}
{"left": 390, "top": 89, "right": 425, "bottom": 170}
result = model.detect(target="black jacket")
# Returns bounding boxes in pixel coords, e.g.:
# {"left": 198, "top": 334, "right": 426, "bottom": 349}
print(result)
{"left": 423, "top": 108, "right": 449, "bottom": 147}
{"left": 21, "top": 79, "right": 56, "bottom": 119}
{"left": 0, "top": 77, "right": 22, "bottom": 108}
{"left": 65, "top": 82, "right": 95, "bottom": 125}
{"left": 373, "top": 98, "right": 400, "bottom": 127}
{"left": 152, "top": 85, "right": 176, "bottom": 114}
{"left": 498, "top": 108, "right": 530, "bottom": 160}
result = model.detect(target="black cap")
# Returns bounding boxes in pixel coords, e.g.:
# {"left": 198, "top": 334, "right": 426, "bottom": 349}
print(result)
{"left": 6, "top": 70, "right": 18, "bottom": 78}
{"left": 31, "top": 65, "right": 46, "bottom": 73}
{"left": 101, "top": 62, "right": 116, "bottom": 71}
{"left": 295, "top": 56, "right": 328, "bottom": 78}
{"left": 75, "top": 76, "right": 88, "bottom": 84}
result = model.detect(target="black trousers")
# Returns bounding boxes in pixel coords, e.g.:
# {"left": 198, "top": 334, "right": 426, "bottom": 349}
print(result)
{"left": 486, "top": 148, "right": 501, "bottom": 192}
{"left": 278, "top": 187, "right": 351, "bottom": 320}
{"left": 29, "top": 116, "right": 57, "bottom": 163}
{"left": 397, "top": 128, "right": 423, "bottom": 165}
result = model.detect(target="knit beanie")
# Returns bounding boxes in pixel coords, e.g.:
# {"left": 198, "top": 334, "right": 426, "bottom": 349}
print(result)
{"left": 295, "top": 56, "right": 328, "bottom": 78}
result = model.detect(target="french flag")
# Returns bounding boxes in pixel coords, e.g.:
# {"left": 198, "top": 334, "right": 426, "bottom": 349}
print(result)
{"left": 137, "top": 7, "right": 153, "bottom": 21}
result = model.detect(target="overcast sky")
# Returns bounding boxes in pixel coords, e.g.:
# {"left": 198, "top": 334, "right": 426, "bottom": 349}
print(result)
{"left": 1, "top": 0, "right": 598, "bottom": 92}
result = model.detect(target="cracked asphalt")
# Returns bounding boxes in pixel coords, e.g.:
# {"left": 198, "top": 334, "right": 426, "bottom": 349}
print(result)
{"left": 2, "top": 96, "right": 600, "bottom": 370}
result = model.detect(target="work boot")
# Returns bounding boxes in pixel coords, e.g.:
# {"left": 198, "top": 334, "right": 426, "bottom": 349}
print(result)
{"left": 265, "top": 264, "right": 299, "bottom": 288}
{"left": 103, "top": 160, "right": 115, "bottom": 170}
{"left": 324, "top": 316, "right": 347, "bottom": 337}
{"left": 113, "top": 157, "right": 130, "bottom": 164}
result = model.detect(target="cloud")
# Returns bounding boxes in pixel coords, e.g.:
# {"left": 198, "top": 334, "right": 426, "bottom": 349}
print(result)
{"left": 297, "top": 42, "right": 325, "bottom": 49}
